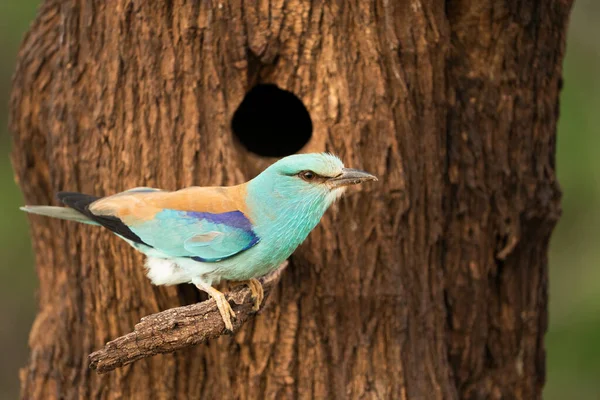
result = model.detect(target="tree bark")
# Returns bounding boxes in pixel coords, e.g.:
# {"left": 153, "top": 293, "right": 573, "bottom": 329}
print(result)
{"left": 10, "top": 1, "right": 570, "bottom": 399}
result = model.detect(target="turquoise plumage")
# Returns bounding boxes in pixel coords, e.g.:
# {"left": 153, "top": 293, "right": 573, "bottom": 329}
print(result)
{"left": 129, "top": 209, "right": 260, "bottom": 262}
{"left": 21, "top": 153, "right": 377, "bottom": 331}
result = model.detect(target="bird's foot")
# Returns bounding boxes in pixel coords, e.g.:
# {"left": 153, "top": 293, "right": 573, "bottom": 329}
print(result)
{"left": 214, "top": 292, "right": 236, "bottom": 331}
{"left": 195, "top": 284, "right": 236, "bottom": 332}
{"left": 232, "top": 278, "right": 264, "bottom": 311}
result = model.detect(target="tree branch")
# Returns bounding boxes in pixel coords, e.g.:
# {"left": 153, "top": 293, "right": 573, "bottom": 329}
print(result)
{"left": 88, "top": 262, "right": 288, "bottom": 374}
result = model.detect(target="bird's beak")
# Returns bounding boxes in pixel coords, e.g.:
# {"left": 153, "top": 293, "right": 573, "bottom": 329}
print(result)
{"left": 327, "top": 168, "right": 378, "bottom": 189}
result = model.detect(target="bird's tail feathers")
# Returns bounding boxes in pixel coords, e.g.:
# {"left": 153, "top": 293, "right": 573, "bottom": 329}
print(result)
{"left": 20, "top": 206, "right": 100, "bottom": 225}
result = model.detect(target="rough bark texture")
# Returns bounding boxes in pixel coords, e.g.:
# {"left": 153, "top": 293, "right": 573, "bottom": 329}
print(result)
{"left": 89, "top": 263, "right": 286, "bottom": 374}
{"left": 10, "top": 1, "right": 570, "bottom": 399}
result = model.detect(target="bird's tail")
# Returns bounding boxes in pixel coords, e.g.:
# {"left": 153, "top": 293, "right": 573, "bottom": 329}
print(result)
{"left": 20, "top": 206, "right": 100, "bottom": 225}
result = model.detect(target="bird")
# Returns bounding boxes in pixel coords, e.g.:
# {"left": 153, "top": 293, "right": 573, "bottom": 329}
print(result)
{"left": 20, "top": 153, "right": 377, "bottom": 331}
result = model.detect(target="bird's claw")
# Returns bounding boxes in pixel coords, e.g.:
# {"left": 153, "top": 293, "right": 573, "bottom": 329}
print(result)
{"left": 248, "top": 278, "right": 264, "bottom": 312}
{"left": 196, "top": 283, "right": 236, "bottom": 332}
{"left": 196, "top": 278, "right": 264, "bottom": 332}
{"left": 215, "top": 293, "right": 236, "bottom": 332}
{"left": 232, "top": 278, "right": 264, "bottom": 312}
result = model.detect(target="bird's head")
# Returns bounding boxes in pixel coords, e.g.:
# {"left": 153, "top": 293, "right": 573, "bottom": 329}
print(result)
{"left": 249, "top": 153, "right": 377, "bottom": 212}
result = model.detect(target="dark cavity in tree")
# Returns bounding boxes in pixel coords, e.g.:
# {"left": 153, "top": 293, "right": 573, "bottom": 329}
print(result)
{"left": 231, "top": 84, "right": 312, "bottom": 157}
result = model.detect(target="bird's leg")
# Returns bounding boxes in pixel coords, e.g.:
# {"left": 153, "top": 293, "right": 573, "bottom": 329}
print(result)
{"left": 231, "top": 278, "right": 264, "bottom": 311}
{"left": 194, "top": 280, "right": 236, "bottom": 331}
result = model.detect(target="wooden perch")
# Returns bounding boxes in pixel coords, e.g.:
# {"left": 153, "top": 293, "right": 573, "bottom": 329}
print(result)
{"left": 89, "top": 262, "right": 288, "bottom": 374}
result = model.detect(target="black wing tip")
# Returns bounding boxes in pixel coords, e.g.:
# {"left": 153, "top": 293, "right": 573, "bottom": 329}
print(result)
{"left": 56, "top": 191, "right": 150, "bottom": 248}
{"left": 56, "top": 192, "right": 100, "bottom": 207}
{"left": 57, "top": 191, "right": 77, "bottom": 199}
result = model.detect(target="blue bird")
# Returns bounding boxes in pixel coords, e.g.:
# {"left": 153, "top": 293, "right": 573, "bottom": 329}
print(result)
{"left": 21, "top": 153, "right": 377, "bottom": 330}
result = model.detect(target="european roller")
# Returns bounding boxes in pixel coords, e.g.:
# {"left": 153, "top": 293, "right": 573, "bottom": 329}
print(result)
{"left": 21, "top": 153, "right": 377, "bottom": 331}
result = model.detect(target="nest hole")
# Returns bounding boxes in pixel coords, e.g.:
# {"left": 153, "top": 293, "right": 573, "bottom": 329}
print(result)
{"left": 231, "top": 84, "right": 312, "bottom": 157}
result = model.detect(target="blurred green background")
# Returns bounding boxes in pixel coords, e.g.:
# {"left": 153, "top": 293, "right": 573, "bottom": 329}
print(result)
{"left": 1, "top": 2, "right": 598, "bottom": 399}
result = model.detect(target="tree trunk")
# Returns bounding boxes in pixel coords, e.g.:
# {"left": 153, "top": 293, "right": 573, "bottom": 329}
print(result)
{"left": 10, "top": 1, "right": 570, "bottom": 399}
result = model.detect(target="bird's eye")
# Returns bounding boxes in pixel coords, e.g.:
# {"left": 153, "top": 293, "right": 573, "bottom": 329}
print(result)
{"left": 299, "top": 170, "right": 316, "bottom": 181}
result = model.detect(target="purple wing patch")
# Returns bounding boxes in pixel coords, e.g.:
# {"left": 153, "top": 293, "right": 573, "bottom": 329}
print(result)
{"left": 184, "top": 210, "right": 260, "bottom": 262}
{"left": 184, "top": 210, "right": 255, "bottom": 231}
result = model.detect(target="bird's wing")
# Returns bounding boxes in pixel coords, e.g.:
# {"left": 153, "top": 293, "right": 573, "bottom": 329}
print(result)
{"left": 84, "top": 185, "right": 259, "bottom": 262}
{"left": 127, "top": 209, "right": 260, "bottom": 261}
